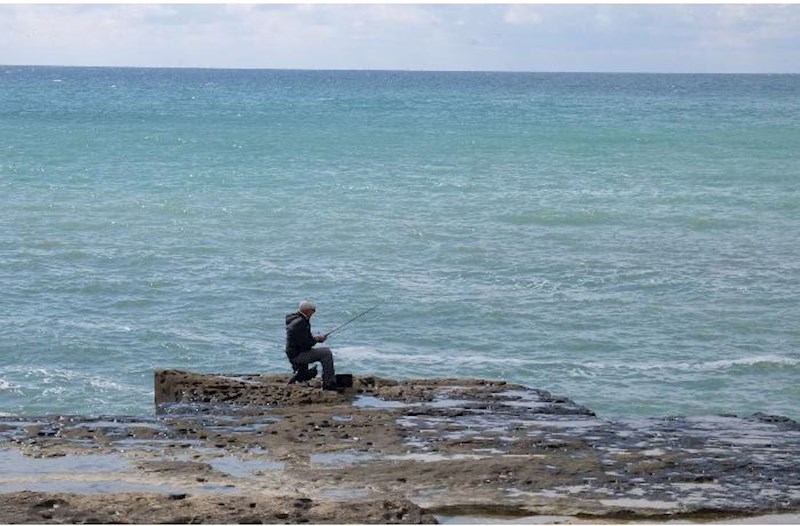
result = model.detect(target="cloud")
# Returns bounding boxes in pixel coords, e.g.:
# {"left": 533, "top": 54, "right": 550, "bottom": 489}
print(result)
{"left": 503, "top": 6, "right": 543, "bottom": 27}
{"left": 0, "top": 5, "right": 798, "bottom": 73}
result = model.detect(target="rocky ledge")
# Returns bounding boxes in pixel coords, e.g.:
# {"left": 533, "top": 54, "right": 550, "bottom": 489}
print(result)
{"left": 0, "top": 369, "right": 798, "bottom": 523}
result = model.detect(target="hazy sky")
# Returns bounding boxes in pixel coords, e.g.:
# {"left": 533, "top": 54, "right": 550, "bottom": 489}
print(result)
{"left": 1, "top": 4, "right": 799, "bottom": 73}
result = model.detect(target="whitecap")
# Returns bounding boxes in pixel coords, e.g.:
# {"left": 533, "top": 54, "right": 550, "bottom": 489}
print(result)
{"left": 0, "top": 378, "right": 19, "bottom": 390}
{"left": 334, "top": 346, "right": 531, "bottom": 367}
{"left": 6, "top": 367, "right": 143, "bottom": 394}
{"left": 698, "top": 354, "right": 800, "bottom": 370}
{"left": 578, "top": 354, "right": 799, "bottom": 373}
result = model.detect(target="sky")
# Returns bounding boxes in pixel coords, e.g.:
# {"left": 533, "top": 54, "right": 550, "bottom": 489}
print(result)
{"left": 1, "top": 4, "right": 799, "bottom": 73}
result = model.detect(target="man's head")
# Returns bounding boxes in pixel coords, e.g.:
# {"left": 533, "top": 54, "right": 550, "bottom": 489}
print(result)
{"left": 298, "top": 300, "right": 316, "bottom": 318}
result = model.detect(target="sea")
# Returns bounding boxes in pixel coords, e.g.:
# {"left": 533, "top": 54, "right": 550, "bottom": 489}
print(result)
{"left": 1, "top": 66, "right": 798, "bottom": 420}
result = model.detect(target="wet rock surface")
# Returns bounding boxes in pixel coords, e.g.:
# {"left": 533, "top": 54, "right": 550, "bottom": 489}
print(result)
{"left": 0, "top": 369, "right": 798, "bottom": 523}
{"left": 0, "top": 491, "right": 431, "bottom": 524}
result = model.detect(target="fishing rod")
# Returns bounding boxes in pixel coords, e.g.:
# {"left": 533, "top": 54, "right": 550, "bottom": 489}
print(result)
{"left": 324, "top": 302, "right": 383, "bottom": 338}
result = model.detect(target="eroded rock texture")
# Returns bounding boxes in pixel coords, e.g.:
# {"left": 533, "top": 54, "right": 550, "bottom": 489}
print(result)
{"left": 0, "top": 369, "right": 797, "bottom": 523}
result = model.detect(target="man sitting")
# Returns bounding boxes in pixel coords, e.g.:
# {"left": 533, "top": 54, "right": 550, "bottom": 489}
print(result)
{"left": 285, "top": 301, "right": 337, "bottom": 390}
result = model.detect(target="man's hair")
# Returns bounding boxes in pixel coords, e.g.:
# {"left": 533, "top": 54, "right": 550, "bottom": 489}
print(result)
{"left": 298, "top": 300, "right": 316, "bottom": 312}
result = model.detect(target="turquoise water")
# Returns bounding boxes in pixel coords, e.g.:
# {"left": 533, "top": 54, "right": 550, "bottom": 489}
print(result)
{"left": 1, "top": 66, "right": 798, "bottom": 419}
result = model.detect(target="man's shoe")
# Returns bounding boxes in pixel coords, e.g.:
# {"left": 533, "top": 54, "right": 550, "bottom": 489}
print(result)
{"left": 298, "top": 366, "right": 318, "bottom": 382}
{"left": 322, "top": 383, "right": 340, "bottom": 392}
{"left": 289, "top": 366, "right": 318, "bottom": 384}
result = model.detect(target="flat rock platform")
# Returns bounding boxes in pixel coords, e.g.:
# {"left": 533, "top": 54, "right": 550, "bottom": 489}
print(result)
{"left": 0, "top": 369, "right": 798, "bottom": 523}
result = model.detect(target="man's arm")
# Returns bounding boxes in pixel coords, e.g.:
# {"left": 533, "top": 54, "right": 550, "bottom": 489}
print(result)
{"left": 289, "top": 318, "right": 318, "bottom": 351}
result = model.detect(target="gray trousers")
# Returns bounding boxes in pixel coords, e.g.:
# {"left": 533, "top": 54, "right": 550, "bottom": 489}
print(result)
{"left": 293, "top": 347, "right": 335, "bottom": 386}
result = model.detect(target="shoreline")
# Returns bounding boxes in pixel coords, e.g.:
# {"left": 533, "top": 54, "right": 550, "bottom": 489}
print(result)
{"left": 1, "top": 370, "right": 798, "bottom": 524}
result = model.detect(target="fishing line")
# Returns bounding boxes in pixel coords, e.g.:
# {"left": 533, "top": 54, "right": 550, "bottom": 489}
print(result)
{"left": 325, "top": 302, "right": 383, "bottom": 338}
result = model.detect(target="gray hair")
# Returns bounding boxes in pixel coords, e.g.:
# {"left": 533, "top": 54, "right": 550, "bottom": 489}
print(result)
{"left": 298, "top": 300, "right": 316, "bottom": 312}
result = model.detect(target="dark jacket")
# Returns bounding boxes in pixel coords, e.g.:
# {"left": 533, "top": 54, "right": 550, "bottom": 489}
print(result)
{"left": 285, "top": 311, "right": 316, "bottom": 360}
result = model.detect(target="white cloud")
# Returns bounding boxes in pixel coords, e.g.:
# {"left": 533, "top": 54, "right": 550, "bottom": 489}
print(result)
{"left": 503, "top": 6, "right": 543, "bottom": 27}
{"left": 0, "top": 4, "right": 798, "bottom": 73}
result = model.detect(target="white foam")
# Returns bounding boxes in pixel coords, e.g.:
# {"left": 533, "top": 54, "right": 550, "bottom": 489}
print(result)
{"left": 338, "top": 347, "right": 799, "bottom": 375}
{"left": 335, "top": 345, "right": 531, "bottom": 367}
{"left": 579, "top": 354, "right": 799, "bottom": 373}
{"left": 0, "top": 366, "right": 149, "bottom": 405}
{"left": 698, "top": 354, "right": 800, "bottom": 370}
{"left": 0, "top": 378, "right": 19, "bottom": 390}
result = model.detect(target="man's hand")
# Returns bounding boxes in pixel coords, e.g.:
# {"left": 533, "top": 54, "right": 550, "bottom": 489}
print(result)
{"left": 315, "top": 334, "right": 328, "bottom": 343}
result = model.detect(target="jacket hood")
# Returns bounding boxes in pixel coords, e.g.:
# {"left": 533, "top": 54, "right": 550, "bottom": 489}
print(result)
{"left": 286, "top": 311, "right": 304, "bottom": 326}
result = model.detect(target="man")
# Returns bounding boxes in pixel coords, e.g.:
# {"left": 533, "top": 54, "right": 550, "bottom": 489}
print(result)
{"left": 285, "top": 300, "right": 337, "bottom": 390}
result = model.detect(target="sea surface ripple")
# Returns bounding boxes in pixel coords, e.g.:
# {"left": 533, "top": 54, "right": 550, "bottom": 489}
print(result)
{"left": 1, "top": 67, "right": 798, "bottom": 418}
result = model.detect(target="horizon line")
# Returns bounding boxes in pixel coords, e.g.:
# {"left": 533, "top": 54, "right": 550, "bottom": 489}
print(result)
{"left": 3, "top": 64, "right": 799, "bottom": 76}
